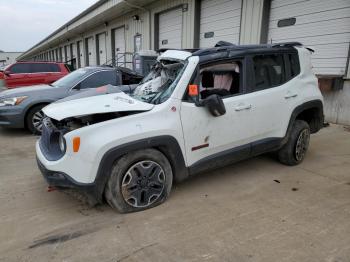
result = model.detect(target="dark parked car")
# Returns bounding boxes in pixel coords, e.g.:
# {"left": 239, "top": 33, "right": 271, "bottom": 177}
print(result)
{"left": 0, "top": 66, "right": 143, "bottom": 134}
{"left": 0, "top": 61, "right": 71, "bottom": 89}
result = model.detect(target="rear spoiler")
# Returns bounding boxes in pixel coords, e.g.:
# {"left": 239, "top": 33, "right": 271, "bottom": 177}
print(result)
{"left": 272, "top": 42, "right": 314, "bottom": 53}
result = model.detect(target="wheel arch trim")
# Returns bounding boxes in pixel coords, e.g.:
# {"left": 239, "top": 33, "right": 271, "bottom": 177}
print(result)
{"left": 93, "top": 135, "right": 188, "bottom": 202}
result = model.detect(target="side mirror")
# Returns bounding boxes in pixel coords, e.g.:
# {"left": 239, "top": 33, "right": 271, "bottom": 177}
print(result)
{"left": 200, "top": 94, "right": 226, "bottom": 117}
{"left": 4, "top": 70, "right": 11, "bottom": 77}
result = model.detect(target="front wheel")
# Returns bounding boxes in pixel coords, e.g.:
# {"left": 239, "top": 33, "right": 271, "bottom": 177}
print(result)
{"left": 277, "top": 120, "right": 310, "bottom": 166}
{"left": 105, "top": 149, "right": 173, "bottom": 213}
{"left": 26, "top": 105, "right": 47, "bottom": 135}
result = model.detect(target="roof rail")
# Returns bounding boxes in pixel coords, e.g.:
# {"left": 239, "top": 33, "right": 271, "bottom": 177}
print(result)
{"left": 272, "top": 42, "right": 302, "bottom": 48}
{"left": 157, "top": 48, "right": 200, "bottom": 53}
{"left": 215, "top": 41, "right": 236, "bottom": 47}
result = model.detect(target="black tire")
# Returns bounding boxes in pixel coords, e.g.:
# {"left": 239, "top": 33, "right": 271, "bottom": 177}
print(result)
{"left": 278, "top": 120, "right": 310, "bottom": 166}
{"left": 26, "top": 105, "right": 46, "bottom": 135}
{"left": 105, "top": 149, "right": 173, "bottom": 213}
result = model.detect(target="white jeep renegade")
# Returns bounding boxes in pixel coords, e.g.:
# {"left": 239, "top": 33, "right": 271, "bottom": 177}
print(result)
{"left": 36, "top": 42, "right": 324, "bottom": 213}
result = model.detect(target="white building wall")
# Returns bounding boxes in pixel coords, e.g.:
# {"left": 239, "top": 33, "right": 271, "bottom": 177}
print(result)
{"left": 0, "top": 52, "right": 22, "bottom": 66}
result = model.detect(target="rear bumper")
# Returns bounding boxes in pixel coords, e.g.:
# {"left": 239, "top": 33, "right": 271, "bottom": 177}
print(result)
{"left": 0, "top": 107, "right": 24, "bottom": 128}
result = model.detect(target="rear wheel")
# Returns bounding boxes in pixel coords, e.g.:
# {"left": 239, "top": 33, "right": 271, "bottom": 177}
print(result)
{"left": 277, "top": 120, "right": 310, "bottom": 166}
{"left": 105, "top": 149, "right": 173, "bottom": 213}
{"left": 26, "top": 105, "right": 47, "bottom": 135}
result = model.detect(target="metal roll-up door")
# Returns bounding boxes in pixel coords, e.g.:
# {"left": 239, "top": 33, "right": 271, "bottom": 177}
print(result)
{"left": 199, "top": 0, "right": 242, "bottom": 48}
{"left": 97, "top": 33, "right": 107, "bottom": 65}
{"left": 267, "top": 0, "right": 350, "bottom": 76}
{"left": 158, "top": 7, "right": 183, "bottom": 49}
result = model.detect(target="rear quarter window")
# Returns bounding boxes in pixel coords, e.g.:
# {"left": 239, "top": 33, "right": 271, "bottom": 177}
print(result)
{"left": 252, "top": 54, "right": 286, "bottom": 91}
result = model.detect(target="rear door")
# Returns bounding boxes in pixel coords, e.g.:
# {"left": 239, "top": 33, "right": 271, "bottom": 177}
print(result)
{"left": 27, "top": 63, "right": 46, "bottom": 85}
{"left": 244, "top": 53, "right": 294, "bottom": 155}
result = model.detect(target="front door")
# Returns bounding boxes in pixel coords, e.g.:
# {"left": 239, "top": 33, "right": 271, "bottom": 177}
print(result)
{"left": 180, "top": 59, "right": 255, "bottom": 170}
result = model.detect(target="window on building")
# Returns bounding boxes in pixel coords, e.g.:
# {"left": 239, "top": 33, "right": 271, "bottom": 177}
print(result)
{"left": 253, "top": 54, "right": 285, "bottom": 91}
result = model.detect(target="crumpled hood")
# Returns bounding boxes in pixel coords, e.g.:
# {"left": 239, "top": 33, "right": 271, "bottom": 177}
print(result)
{"left": 43, "top": 91, "right": 154, "bottom": 121}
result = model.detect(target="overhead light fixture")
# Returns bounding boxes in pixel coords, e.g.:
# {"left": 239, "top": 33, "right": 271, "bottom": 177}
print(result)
{"left": 132, "top": 15, "right": 140, "bottom": 21}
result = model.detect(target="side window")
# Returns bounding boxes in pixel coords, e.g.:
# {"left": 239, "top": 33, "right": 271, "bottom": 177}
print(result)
{"left": 121, "top": 72, "right": 141, "bottom": 85}
{"left": 78, "top": 71, "right": 118, "bottom": 89}
{"left": 199, "top": 61, "right": 241, "bottom": 99}
{"left": 49, "top": 64, "right": 61, "bottom": 72}
{"left": 9, "top": 64, "right": 31, "bottom": 74}
{"left": 30, "top": 63, "right": 50, "bottom": 73}
{"left": 253, "top": 54, "right": 285, "bottom": 91}
{"left": 288, "top": 53, "right": 300, "bottom": 78}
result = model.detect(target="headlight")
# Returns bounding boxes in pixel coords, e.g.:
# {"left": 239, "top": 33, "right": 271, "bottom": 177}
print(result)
{"left": 0, "top": 96, "right": 28, "bottom": 107}
{"left": 58, "top": 134, "right": 66, "bottom": 153}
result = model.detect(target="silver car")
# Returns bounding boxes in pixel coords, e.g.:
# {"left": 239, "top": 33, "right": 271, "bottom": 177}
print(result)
{"left": 0, "top": 66, "right": 142, "bottom": 134}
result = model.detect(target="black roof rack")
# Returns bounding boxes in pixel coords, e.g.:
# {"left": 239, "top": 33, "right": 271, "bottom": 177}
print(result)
{"left": 192, "top": 41, "right": 304, "bottom": 57}
{"left": 157, "top": 48, "right": 200, "bottom": 53}
{"left": 272, "top": 42, "right": 302, "bottom": 48}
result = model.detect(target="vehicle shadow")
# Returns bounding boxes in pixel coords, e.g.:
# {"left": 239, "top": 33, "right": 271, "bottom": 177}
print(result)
{"left": 0, "top": 127, "right": 33, "bottom": 138}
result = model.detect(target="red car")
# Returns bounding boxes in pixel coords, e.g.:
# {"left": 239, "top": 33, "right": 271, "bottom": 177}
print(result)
{"left": 0, "top": 62, "right": 70, "bottom": 89}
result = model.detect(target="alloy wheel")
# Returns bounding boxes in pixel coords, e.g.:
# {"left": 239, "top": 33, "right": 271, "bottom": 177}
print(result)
{"left": 121, "top": 160, "right": 165, "bottom": 208}
{"left": 295, "top": 129, "right": 310, "bottom": 161}
{"left": 32, "top": 110, "right": 45, "bottom": 133}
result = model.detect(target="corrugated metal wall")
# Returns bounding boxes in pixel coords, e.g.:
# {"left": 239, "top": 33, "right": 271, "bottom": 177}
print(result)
{"left": 267, "top": 0, "right": 350, "bottom": 76}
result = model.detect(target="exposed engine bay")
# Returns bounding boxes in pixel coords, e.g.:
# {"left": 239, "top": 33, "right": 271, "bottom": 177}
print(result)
{"left": 50, "top": 111, "right": 142, "bottom": 132}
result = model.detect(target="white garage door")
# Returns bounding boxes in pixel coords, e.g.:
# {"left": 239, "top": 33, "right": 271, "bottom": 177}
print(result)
{"left": 71, "top": 43, "right": 77, "bottom": 60}
{"left": 113, "top": 27, "right": 126, "bottom": 66}
{"left": 97, "top": 33, "right": 107, "bottom": 65}
{"left": 66, "top": 45, "right": 71, "bottom": 62}
{"left": 158, "top": 8, "right": 183, "bottom": 49}
{"left": 267, "top": 0, "right": 350, "bottom": 76}
{"left": 77, "top": 40, "right": 84, "bottom": 68}
{"left": 86, "top": 37, "right": 96, "bottom": 66}
{"left": 199, "top": 0, "right": 242, "bottom": 48}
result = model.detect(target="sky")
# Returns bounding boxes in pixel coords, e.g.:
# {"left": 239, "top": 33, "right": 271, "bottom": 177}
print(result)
{"left": 0, "top": 0, "right": 98, "bottom": 52}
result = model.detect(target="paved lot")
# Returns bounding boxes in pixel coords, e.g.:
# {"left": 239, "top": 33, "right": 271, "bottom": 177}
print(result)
{"left": 0, "top": 125, "right": 349, "bottom": 262}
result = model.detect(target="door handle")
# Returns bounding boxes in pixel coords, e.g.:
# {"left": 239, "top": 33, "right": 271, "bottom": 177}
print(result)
{"left": 235, "top": 104, "right": 252, "bottom": 111}
{"left": 285, "top": 92, "right": 298, "bottom": 99}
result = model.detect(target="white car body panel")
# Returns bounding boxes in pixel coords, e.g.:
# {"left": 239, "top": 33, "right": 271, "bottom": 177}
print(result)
{"left": 36, "top": 46, "right": 323, "bottom": 185}
{"left": 43, "top": 92, "right": 154, "bottom": 121}
{"left": 158, "top": 50, "right": 192, "bottom": 61}
{"left": 38, "top": 98, "right": 186, "bottom": 183}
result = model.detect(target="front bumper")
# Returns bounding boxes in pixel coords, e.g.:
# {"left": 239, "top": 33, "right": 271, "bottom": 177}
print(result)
{"left": 0, "top": 106, "right": 25, "bottom": 128}
{"left": 36, "top": 156, "right": 101, "bottom": 204}
{"left": 36, "top": 140, "right": 102, "bottom": 203}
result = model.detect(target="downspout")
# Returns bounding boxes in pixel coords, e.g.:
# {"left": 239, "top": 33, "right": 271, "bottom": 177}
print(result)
{"left": 123, "top": 0, "right": 152, "bottom": 50}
